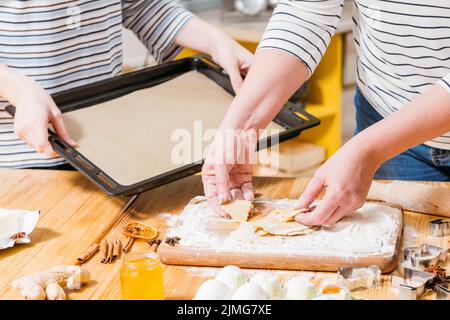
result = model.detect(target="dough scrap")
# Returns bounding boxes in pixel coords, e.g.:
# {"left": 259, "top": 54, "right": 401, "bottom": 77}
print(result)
{"left": 258, "top": 221, "right": 317, "bottom": 236}
{"left": 268, "top": 207, "right": 310, "bottom": 222}
{"left": 252, "top": 208, "right": 317, "bottom": 237}
{"left": 221, "top": 200, "right": 252, "bottom": 222}
{"left": 229, "top": 207, "right": 317, "bottom": 241}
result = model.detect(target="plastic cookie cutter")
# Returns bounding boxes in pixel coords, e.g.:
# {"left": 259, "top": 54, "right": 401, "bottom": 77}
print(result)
{"left": 391, "top": 267, "right": 435, "bottom": 300}
{"left": 403, "top": 244, "right": 448, "bottom": 269}
{"left": 428, "top": 218, "right": 450, "bottom": 237}
{"left": 337, "top": 265, "right": 381, "bottom": 291}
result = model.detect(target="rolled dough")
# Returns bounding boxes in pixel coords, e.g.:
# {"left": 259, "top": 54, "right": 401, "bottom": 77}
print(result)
{"left": 228, "top": 207, "right": 317, "bottom": 239}
{"left": 251, "top": 208, "right": 317, "bottom": 237}
{"left": 221, "top": 200, "right": 253, "bottom": 222}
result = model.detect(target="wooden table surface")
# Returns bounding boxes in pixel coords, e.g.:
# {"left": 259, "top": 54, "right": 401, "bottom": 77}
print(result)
{"left": 0, "top": 169, "right": 448, "bottom": 300}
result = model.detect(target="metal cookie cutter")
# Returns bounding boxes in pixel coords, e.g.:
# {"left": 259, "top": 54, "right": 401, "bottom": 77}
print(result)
{"left": 337, "top": 265, "right": 381, "bottom": 291}
{"left": 435, "top": 284, "right": 450, "bottom": 300}
{"left": 392, "top": 267, "right": 435, "bottom": 300}
{"left": 403, "top": 244, "right": 448, "bottom": 269}
{"left": 429, "top": 218, "right": 450, "bottom": 237}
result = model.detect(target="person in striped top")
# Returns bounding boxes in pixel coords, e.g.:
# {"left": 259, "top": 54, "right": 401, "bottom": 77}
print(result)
{"left": 202, "top": 0, "right": 450, "bottom": 223}
{"left": 0, "top": 0, "right": 253, "bottom": 168}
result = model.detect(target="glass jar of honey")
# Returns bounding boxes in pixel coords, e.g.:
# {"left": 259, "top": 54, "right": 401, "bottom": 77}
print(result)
{"left": 120, "top": 251, "right": 165, "bottom": 300}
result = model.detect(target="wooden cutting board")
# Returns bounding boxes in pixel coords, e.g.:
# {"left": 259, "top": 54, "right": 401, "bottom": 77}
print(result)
{"left": 158, "top": 199, "right": 403, "bottom": 273}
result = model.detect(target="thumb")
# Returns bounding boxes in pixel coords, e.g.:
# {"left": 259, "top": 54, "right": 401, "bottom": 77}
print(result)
{"left": 50, "top": 110, "right": 76, "bottom": 146}
{"left": 214, "top": 164, "right": 232, "bottom": 204}
{"left": 295, "top": 176, "right": 325, "bottom": 209}
{"left": 42, "top": 141, "right": 58, "bottom": 158}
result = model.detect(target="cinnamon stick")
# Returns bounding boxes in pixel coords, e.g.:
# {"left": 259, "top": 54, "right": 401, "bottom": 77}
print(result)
{"left": 76, "top": 243, "right": 100, "bottom": 266}
{"left": 100, "top": 239, "right": 108, "bottom": 263}
{"left": 106, "top": 239, "right": 114, "bottom": 263}
{"left": 147, "top": 239, "right": 162, "bottom": 252}
{"left": 122, "top": 236, "right": 135, "bottom": 253}
{"left": 112, "top": 239, "right": 122, "bottom": 261}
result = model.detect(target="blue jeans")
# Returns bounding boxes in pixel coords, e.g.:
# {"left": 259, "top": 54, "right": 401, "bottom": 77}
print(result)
{"left": 354, "top": 88, "right": 450, "bottom": 181}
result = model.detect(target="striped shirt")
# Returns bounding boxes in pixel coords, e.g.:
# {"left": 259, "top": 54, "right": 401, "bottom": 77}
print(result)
{"left": 259, "top": 0, "right": 450, "bottom": 150}
{"left": 0, "top": 0, "right": 192, "bottom": 168}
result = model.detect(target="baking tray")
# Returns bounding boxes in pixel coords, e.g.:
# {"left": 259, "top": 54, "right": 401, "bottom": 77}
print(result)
{"left": 6, "top": 55, "right": 319, "bottom": 196}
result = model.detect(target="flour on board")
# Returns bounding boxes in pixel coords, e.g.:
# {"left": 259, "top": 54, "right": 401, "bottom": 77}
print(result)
{"left": 166, "top": 197, "right": 402, "bottom": 258}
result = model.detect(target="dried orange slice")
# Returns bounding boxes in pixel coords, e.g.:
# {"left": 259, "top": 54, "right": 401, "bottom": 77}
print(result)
{"left": 122, "top": 221, "right": 158, "bottom": 240}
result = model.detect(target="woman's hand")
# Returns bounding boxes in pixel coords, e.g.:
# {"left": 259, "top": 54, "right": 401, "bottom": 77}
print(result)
{"left": 294, "top": 140, "right": 382, "bottom": 226}
{"left": 2, "top": 68, "right": 76, "bottom": 157}
{"left": 202, "top": 129, "right": 257, "bottom": 217}
{"left": 209, "top": 35, "right": 253, "bottom": 93}
{"left": 175, "top": 18, "right": 253, "bottom": 94}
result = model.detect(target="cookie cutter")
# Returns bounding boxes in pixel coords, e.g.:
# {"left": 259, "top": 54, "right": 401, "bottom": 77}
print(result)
{"left": 403, "top": 244, "right": 448, "bottom": 269}
{"left": 435, "top": 284, "right": 450, "bottom": 300}
{"left": 429, "top": 218, "right": 450, "bottom": 237}
{"left": 337, "top": 265, "right": 381, "bottom": 291}
{"left": 392, "top": 267, "right": 434, "bottom": 300}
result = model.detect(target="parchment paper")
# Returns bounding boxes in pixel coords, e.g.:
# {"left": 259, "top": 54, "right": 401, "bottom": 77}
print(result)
{"left": 63, "top": 71, "right": 283, "bottom": 186}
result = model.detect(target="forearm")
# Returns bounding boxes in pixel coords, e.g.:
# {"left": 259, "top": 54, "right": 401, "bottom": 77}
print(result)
{"left": 0, "top": 63, "right": 25, "bottom": 104}
{"left": 175, "top": 18, "right": 228, "bottom": 58}
{"left": 219, "top": 49, "right": 309, "bottom": 131}
{"left": 352, "top": 84, "right": 450, "bottom": 163}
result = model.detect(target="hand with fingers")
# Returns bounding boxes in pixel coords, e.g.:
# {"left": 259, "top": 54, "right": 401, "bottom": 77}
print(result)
{"left": 209, "top": 36, "right": 253, "bottom": 94}
{"left": 174, "top": 17, "right": 253, "bottom": 95}
{"left": 294, "top": 141, "right": 381, "bottom": 226}
{"left": 202, "top": 129, "right": 257, "bottom": 218}
{"left": 11, "top": 75, "right": 76, "bottom": 157}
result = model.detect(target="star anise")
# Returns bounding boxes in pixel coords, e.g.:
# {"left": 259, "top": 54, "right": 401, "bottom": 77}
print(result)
{"left": 425, "top": 264, "right": 450, "bottom": 289}
{"left": 425, "top": 264, "right": 446, "bottom": 277}
{"left": 147, "top": 239, "right": 162, "bottom": 246}
{"left": 165, "top": 236, "right": 181, "bottom": 246}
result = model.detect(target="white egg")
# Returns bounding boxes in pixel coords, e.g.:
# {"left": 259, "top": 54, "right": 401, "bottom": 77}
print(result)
{"left": 284, "top": 276, "right": 316, "bottom": 300}
{"left": 215, "top": 265, "right": 247, "bottom": 292}
{"left": 249, "top": 273, "right": 283, "bottom": 299}
{"left": 194, "top": 279, "right": 233, "bottom": 300}
{"left": 232, "top": 282, "right": 268, "bottom": 300}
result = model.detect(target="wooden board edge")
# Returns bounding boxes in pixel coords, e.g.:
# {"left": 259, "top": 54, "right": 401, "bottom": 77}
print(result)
{"left": 158, "top": 245, "right": 401, "bottom": 273}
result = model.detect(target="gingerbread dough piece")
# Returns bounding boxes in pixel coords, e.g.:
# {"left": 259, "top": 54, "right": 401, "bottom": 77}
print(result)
{"left": 252, "top": 207, "right": 317, "bottom": 237}
{"left": 257, "top": 220, "right": 318, "bottom": 236}
{"left": 221, "top": 200, "right": 253, "bottom": 222}
{"left": 269, "top": 207, "right": 310, "bottom": 222}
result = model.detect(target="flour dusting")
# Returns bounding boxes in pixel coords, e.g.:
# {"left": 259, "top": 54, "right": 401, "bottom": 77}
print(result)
{"left": 402, "top": 224, "right": 419, "bottom": 248}
{"left": 167, "top": 197, "right": 402, "bottom": 258}
{"left": 160, "top": 212, "right": 179, "bottom": 227}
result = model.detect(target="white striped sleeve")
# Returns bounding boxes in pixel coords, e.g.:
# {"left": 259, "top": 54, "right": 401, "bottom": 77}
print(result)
{"left": 122, "top": 0, "right": 193, "bottom": 63}
{"left": 258, "top": 0, "right": 343, "bottom": 75}
{"left": 437, "top": 74, "right": 450, "bottom": 94}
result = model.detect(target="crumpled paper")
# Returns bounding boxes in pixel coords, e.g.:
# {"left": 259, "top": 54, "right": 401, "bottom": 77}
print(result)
{"left": 0, "top": 208, "right": 40, "bottom": 250}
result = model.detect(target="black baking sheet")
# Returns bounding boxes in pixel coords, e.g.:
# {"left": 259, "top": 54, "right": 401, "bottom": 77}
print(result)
{"left": 6, "top": 56, "right": 319, "bottom": 196}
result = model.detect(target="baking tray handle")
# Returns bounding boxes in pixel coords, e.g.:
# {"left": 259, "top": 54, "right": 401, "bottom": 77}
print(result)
{"left": 49, "top": 135, "right": 120, "bottom": 194}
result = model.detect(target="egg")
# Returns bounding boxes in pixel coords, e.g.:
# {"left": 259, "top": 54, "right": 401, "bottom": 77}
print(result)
{"left": 315, "top": 285, "right": 350, "bottom": 300}
{"left": 232, "top": 282, "right": 268, "bottom": 300}
{"left": 284, "top": 276, "right": 317, "bottom": 300}
{"left": 194, "top": 279, "right": 233, "bottom": 300}
{"left": 215, "top": 265, "right": 247, "bottom": 292}
{"left": 249, "top": 273, "right": 283, "bottom": 299}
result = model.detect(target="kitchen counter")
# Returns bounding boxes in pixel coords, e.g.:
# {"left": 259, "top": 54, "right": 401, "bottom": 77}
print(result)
{"left": 0, "top": 169, "right": 448, "bottom": 300}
